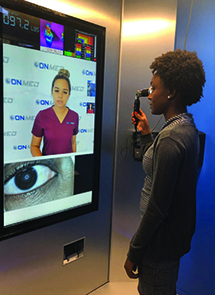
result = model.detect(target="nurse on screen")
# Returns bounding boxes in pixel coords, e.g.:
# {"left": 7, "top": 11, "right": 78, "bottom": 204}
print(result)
{"left": 31, "top": 69, "right": 79, "bottom": 156}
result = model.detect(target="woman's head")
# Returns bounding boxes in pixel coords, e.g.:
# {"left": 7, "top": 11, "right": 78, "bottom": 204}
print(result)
{"left": 51, "top": 69, "right": 71, "bottom": 108}
{"left": 149, "top": 49, "right": 206, "bottom": 106}
{"left": 51, "top": 69, "right": 71, "bottom": 94}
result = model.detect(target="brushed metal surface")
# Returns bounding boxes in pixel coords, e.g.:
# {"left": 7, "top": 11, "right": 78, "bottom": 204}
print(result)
{"left": 113, "top": 0, "right": 177, "bottom": 243}
{"left": 0, "top": 0, "right": 122, "bottom": 294}
{"left": 0, "top": 1, "right": 178, "bottom": 294}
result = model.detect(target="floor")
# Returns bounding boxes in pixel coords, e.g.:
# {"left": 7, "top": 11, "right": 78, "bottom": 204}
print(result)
{"left": 89, "top": 230, "right": 185, "bottom": 295}
{"left": 90, "top": 282, "right": 186, "bottom": 295}
{"left": 90, "top": 282, "right": 139, "bottom": 295}
{"left": 89, "top": 230, "right": 139, "bottom": 295}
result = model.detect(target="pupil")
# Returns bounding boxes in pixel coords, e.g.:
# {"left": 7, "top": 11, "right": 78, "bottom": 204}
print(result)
{"left": 15, "top": 167, "right": 37, "bottom": 190}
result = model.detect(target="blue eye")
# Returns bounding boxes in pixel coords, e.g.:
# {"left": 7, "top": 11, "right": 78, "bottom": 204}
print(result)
{"left": 4, "top": 165, "right": 57, "bottom": 195}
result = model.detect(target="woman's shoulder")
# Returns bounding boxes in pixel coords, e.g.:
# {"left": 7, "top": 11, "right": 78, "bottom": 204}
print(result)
{"left": 43, "top": 106, "right": 53, "bottom": 112}
{"left": 67, "top": 108, "right": 78, "bottom": 117}
{"left": 36, "top": 106, "right": 53, "bottom": 117}
{"left": 155, "top": 123, "right": 198, "bottom": 149}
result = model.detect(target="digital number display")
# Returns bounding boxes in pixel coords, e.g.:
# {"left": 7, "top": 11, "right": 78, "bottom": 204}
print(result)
{"left": 2, "top": 7, "right": 97, "bottom": 60}
{"left": 3, "top": 13, "right": 30, "bottom": 30}
{"left": 2, "top": 8, "right": 40, "bottom": 49}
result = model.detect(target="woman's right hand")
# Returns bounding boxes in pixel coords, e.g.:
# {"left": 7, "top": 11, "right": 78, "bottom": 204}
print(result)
{"left": 132, "top": 108, "right": 151, "bottom": 135}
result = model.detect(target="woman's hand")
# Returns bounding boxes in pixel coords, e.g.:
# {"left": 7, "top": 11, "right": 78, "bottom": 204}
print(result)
{"left": 124, "top": 257, "right": 139, "bottom": 279}
{"left": 132, "top": 108, "right": 151, "bottom": 135}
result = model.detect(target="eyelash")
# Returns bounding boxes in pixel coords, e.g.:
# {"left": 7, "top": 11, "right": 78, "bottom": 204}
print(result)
{"left": 4, "top": 164, "right": 57, "bottom": 195}
{"left": 54, "top": 89, "right": 68, "bottom": 94}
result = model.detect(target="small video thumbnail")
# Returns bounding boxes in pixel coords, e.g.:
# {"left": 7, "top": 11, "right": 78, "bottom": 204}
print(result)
{"left": 87, "top": 80, "right": 96, "bottom": 97}
{"left": 86, "top": 102, "right": 95, "bottom": 114}
{"left": 40, "top": 19, "right": 64, "bottom": 55}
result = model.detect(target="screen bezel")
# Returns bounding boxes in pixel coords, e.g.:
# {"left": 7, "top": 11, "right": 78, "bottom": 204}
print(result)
{"left": 0, "top": 0, "right": 105, "bottom": 241}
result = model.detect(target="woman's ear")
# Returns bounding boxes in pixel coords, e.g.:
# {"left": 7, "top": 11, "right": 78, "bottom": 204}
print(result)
{"left": 167, "top": 89, "right": 176, "bottom": 100}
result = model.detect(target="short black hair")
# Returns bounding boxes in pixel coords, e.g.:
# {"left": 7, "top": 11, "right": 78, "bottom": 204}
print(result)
{"left": 149, "top": 49, "right": 206, "bottom": 106}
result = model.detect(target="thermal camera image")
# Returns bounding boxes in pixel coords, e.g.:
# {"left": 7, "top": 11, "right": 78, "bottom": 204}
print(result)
{"left": 40, "top": 19, "right": 64, "bottom": 54}
{"left": 44, "top": 23, "right": 53, "bottom": 47}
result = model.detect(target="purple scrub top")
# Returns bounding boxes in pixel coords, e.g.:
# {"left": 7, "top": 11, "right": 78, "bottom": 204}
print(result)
{"left": 32, "top": 107, "right": 79, "bottom": 155}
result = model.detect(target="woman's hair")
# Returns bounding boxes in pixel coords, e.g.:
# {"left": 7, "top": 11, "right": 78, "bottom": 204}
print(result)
{"left": 149, "top": 49, "right": 206, "bottom": 106}
{"left": 51, "top": 69, "right": 71, "bottom": 94}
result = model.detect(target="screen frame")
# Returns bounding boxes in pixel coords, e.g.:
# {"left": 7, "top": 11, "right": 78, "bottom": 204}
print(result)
{"left": 0, "top": 0, "right": 105, "bottom": 241}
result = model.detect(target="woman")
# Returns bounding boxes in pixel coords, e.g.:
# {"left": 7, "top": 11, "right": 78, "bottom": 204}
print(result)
{"left": 124, "top": 49, "right": 206, "bottom": 295}
{"left": 31, "top": 69, "right": 78, "bottom": 156}
{"left": 87, "top": 103, "right": 94, "bottom": 114}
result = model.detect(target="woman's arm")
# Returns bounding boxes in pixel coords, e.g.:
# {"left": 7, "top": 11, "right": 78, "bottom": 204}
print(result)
{"left": 72, "top": 135, "right": 77, "bottom": 153}
{"left": 31, "top": 135, "right": 42, "bottom": 156}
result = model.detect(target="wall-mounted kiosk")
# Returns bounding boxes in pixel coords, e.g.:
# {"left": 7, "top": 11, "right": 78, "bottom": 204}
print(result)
{"left": 0, "top": 0, "right": 105, "bottom": 241}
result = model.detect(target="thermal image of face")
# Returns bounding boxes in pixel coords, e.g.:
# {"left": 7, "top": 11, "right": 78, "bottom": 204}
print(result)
{"left": 44, "top": 23, "right": 53, "bottom": 47}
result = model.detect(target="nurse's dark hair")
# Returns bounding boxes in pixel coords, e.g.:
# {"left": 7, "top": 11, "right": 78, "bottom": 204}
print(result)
{"left": 51, "top": 69, "right": 71, "bottom": 94}
{"left": 149, "top": 49, "right": 206, "bottom": 106}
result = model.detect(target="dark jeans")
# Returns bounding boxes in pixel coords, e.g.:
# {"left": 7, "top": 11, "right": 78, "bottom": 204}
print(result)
{"left": 137, "top": 259, "right": 180, "bottom": 295}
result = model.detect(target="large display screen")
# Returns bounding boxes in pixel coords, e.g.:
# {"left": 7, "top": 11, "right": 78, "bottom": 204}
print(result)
{"left": 0, "top": 0, "right": 105, "bottom": 240}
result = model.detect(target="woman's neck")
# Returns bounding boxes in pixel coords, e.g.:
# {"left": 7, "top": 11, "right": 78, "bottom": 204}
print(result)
{"left": 164, "top": 108, "right": 187, "bottom": 121}
{"left": 164, "top": 96, "right": 187, "bottom": 121}
{"left": 53, "top": 105, "right": 68, "bottom": 114}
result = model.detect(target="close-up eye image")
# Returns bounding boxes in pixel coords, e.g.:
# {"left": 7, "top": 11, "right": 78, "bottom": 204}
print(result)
{"left": 4, "top": 156, "right": 74, "bottom": 211}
